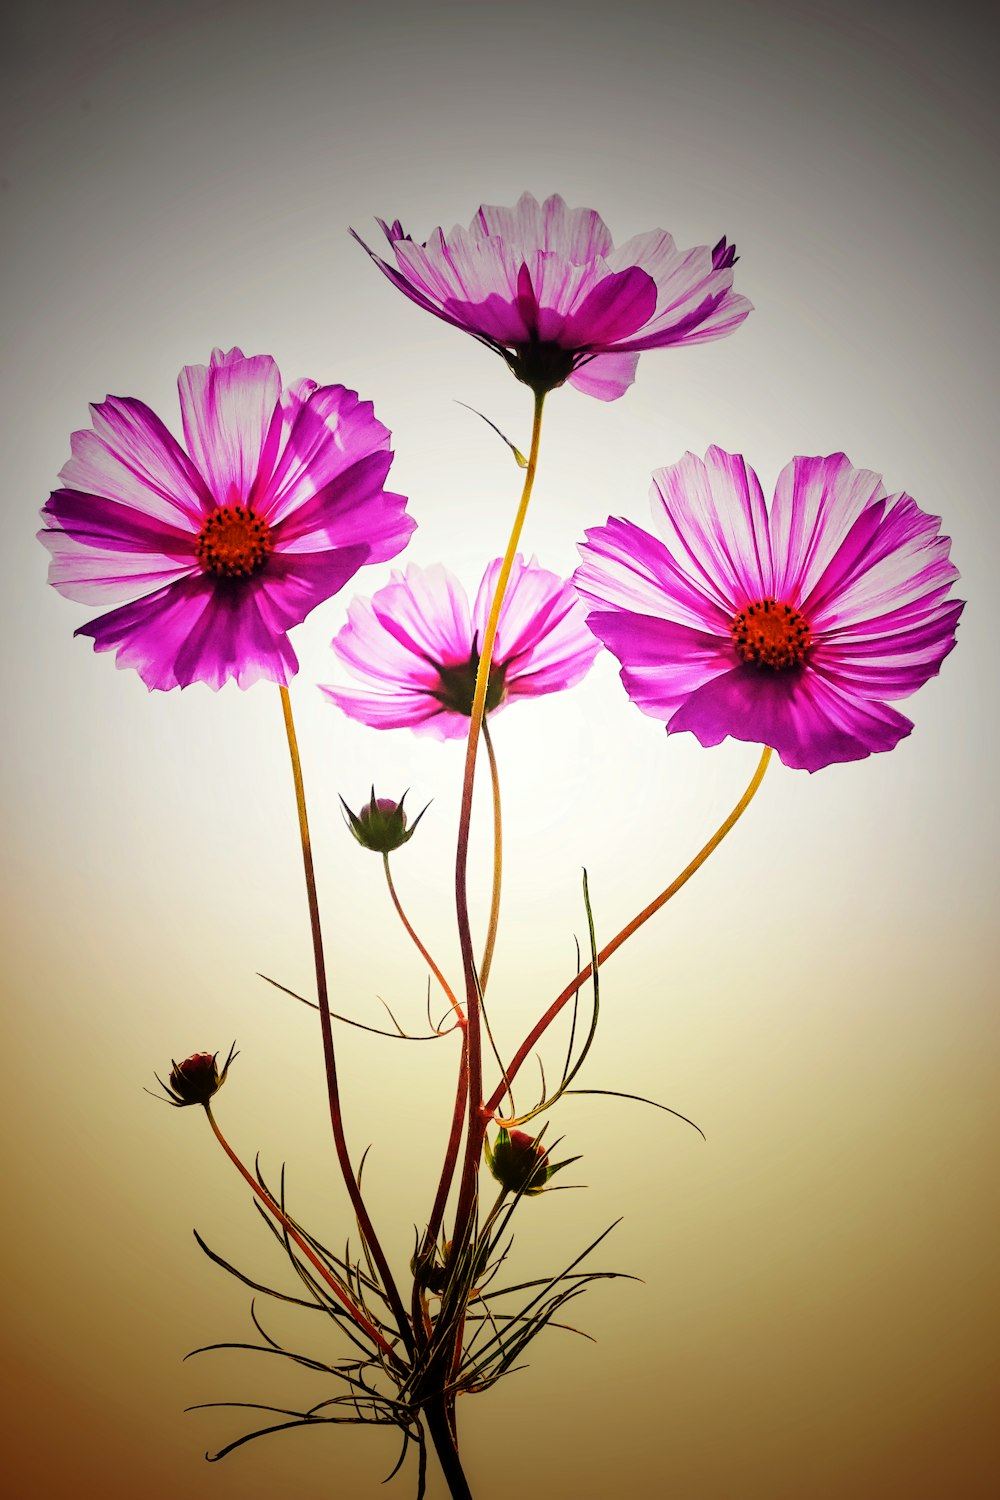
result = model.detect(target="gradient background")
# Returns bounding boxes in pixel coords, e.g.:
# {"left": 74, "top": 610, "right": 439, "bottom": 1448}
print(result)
{"left": 2, "top": 2, "right": 997, "bottom": 1496}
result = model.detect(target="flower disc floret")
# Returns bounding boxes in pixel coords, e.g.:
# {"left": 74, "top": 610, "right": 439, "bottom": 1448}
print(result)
{"left": 730, "top": 599, "right": 811, "bottom": 670}
{"left": 354, "top": 192, "right": 751, "bottom": 402}
{"left": 575, "top": 448, "right": 963, "bottom": 772}
{"left": 196, "top": 504, "right": 274, "bottom": 578}
{"left": 39, "top": 348, "right": 416, "bottom": 691}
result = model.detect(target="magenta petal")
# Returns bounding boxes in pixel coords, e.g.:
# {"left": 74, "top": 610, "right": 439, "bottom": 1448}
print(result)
{"left": 474, "top": 555, "right": 600, "bottom": 694}
{"left": 77, "top": 574, "right": 294, "bottom": 691}
{"left": 769, "top": 454, "right": 888, "bottom": 605}
{"left": 574, "top": 446, "right": 961, "bottom": 771}
{"left": 587, "top": 611, "right": 734, "bottom": 718}
{"left": 273, "top": 451, "right": 413, "bottom": 564}
{"left": 178, "top": 348, "right": 282, "bottom": 507}
{"left": 566, "top": 352, "right": 640, "bottom": 401}
{"left": 260, "top": 384, "right": 393, "bottom": 527}
{"left": 649, "top": 449, "right": 773, "bottom": 609}
{"left": 253, "top": 548, "right": 371, "bottom": 634}
{"left": 321, "top": 683, "right": 470, "bottom": 741}
{"left": 665, "top": 661, "right": 915, "bottom": 771}
{"left": 559, "top": 266, "right": 658, "bottom": 347}
{"left": 356, "top": 196, "right": 751, "bottom": 396}
{"left": 60, "top": 397, "right": 211, "bottom": 527}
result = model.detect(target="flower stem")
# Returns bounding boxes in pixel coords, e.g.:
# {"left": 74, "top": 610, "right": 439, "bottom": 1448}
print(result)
{"left": 485, "top": 745, "right": 773, "bottom": 1116}
{"left": 423, "top": 1394, "right": 474, "bottom": 1500}
{"left": 452, "top": 391, "right": 546, "bottom": 1244}
{"left": 478, "top": 719, "right": 502, "bottom": 992}
{"left": 203, "top": 1104, "right": 401, "bottom": 1365}
{"left": 383, "top": 853, "right": 463, "bottom": 1022}
{"left": 278, "top": 685, "right": 414, "bottom": 1357}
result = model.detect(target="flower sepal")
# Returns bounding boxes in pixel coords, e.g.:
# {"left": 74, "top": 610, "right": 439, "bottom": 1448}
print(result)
{"left": 340, "top": 789, "right": 428, "bottom": 854}
{"left": 485, "top": 1126, "right": 579, "bottom": 1198}
{"left": 155, "top": 1043, "right": 238, "bottom": 1107}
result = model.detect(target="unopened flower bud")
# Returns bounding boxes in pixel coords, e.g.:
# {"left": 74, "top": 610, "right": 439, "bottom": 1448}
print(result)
{"left": 156, "top": 1043, "right": 238, "bottom": 1107}
{"left": 485, "top": 1127, "right": 553, "bottom": 1196}
{"left": 411, "top": 1238, "right": 453, "bottom": 1295}
{"left": 340, "top": 788, "right": 428, "bottom": 854}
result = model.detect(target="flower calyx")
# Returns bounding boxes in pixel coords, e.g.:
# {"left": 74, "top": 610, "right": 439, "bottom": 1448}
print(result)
{"left": 155, "top": 1042, "right": 238, "bottom": 1107}
{"left": 341, "top": 788, "right": 429, "bottom": 854}
{"left": 485, "top": 1126, "right": 577, "bottom": 1198}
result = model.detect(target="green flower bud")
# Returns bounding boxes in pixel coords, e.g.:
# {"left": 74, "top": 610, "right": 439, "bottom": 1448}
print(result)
{"left": 340, "top": 788, "right": 428, "bottom": 854}
{"left": 485, "top": 1127, "right": 554, "bottom": 1196}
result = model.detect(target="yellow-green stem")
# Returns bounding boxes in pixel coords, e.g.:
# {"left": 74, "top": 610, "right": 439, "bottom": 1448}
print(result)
{"left": 451, "top": 390, "right": 546, "bottom": 1244}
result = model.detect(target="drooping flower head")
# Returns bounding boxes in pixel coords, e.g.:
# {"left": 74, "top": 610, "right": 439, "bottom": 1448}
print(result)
{"left": 574, "top": 449, "right": 962, "bottom": 772}
{"left": 39, "top": 348, "right": 415, "bottom": 690}
{"left": 322, "top": 555, "right": 600, "bottom": 739}
{"left": 354, "top": 193, "right": 751, "bottom": 402}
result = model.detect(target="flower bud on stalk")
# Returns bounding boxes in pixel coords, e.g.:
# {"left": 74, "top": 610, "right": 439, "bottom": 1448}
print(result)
{"left": 340, "top": 788, "right": 428, "bottom": 854}
{"left": 155, "top": 1043, "right": 238, "bottom": 1107}
{"left": 485, "top": 1127, "right": 564, "bottom": 1197}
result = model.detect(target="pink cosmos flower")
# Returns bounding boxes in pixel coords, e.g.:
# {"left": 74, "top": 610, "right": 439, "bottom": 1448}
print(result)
{"left": 353, "top": 192, "right": 751, "bottom": 402}
{"left": 322, "top": 555, "right": 600, "bottom": 739}
{"left": 574, "top": 449, "right": 962, "bottom": 772}
{"left": 39, "top": 348, "right": 415, "bottom": 690}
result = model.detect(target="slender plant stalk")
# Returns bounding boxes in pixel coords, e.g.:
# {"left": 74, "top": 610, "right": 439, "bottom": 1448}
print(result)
{"left": 485, "top": 745, "right": 773, "bottom": 1117}
{"left": 278, "top": 685, "right": 414, "bottom": 1357}
{"left": 478, "top": 719, "right": 503, "bottom": 991}
{"left": 423, "top": 1395, "right": 474, "bottom": 1500}
{"left": 203, "top": 1104, "right": 401, "bottom": 1364}
{"left": 452, "top": 391, "right": 546, "bottom": 1246}
{"left": 383, "top": 853, "right": 463, "bottom": 1021}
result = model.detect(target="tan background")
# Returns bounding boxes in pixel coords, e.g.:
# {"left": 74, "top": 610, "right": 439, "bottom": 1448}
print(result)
{"left": 2, "top": 1, "right": 997, "bottom": 1496}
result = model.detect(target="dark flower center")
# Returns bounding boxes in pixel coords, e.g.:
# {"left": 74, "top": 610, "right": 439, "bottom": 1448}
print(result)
{"left": 504, "top": 340, "right": 578, "bottom": 395}
{"left": 731, "top": 598, "right": 811, "bottom": 670}
{"left": 196, "top": 504, "right": 273, "bottom": 578}
{"left": 431, "top": 644, "right": 508, "bottom": 716}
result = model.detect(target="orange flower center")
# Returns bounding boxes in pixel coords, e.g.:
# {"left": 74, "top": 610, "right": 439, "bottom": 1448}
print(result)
{"left": 730, "top": 597, "right": 811, "bottom": 670}
{"left": 196, "top": 504, "right": 273, "bottom": 578}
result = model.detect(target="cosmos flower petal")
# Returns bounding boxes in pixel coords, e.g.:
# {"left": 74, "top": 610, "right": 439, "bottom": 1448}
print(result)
{"left": 566, "top": 352, "right": 640, "bottom": 401}
{"left": 260, "top": 384, "right": 394, "bottom": 527}
{"left": 576, "top": 515, "right": 729, "bottom": 630}
{"left": 814, "top": 598, "right": 963, "bottom": 699}
{"left": 178, "top": 347, "right": 283, "bottom": 507}
{"left": 325, "top": 555, "right": 597, "bottom": 736}
{"left": 76, "top": 573, "right": 293, "bottom": 691}
{"left": 59, "top": 397, "right": 210, "bottom": 527}
{"left": 472, "top": 193, "right": 615, "bottom": 262}
{"left": 39, "top": 488, "right": 198, "bottom": 603}
{"left": 356, "top": 194, "right": 749, "bottom": 398}
{"left": 474, "top": 555, "right": 600, "bottom": 690}
{"left": 769, "top": 454, "right": 888, "bottom": 604}
{"left": 320, "top": 682, "right": 469, "bottom": 741}
{"left": 585, "top": 611, "right": 733, "bottom": 717}
{"left": 42, "top": 352, "right": 414, "bottom": 691}
{"left": 805, "top": 492, "right": 960, "bottom": 631}
{"left": 575, "top": 448, "right": 961, "bottom": 770}
{"left": 650, "top": 449, "right": 773, "bottom": 608}
{"left": 666, "top": 663, "right": 916, "bottom": 771}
